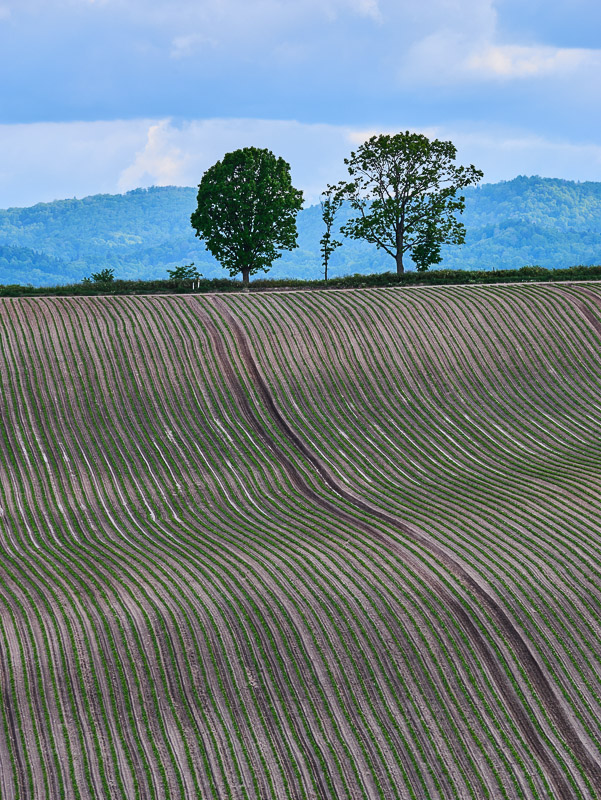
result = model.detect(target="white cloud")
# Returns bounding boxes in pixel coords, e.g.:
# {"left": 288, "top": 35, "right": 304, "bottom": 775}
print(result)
{"left": 344, "top": 123, "right": 601, "bottom": 185}
{"left": 0, "top": 117, "right": 358, "bottom": 207}
{"left": 117, "top": 118, "right": 360, "bottom": 204}
{"left": 170, "top": 33, "right": 216, "bottom": 59}
{"left": 0, "top": 5, "right": 10, "bottom": 19}
{"left": 353, "top": 0, "right": 382, "bottom": 21}
{"left": 2, "top": 117, "right": 601, "bottom": 210}
{"left": 117, "top": 120, "right": 192, "bottom": 190}
{"left": 401, "top": 0, "right": 601, "bottom": 84}
{"left": 421, "top": 125, "right": 601, "bottom": 184}
{"left": 144, "top": 0, "right": 385, "bottom": 59}
{"left": 0, "top": 119, "right": 152, "bottom": 208}
{"left": 466, "top": 43, "right": 601, "bottom": 79}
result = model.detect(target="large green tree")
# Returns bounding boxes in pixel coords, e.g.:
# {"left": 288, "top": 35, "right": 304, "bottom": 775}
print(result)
{"left": 191, "top": 147, "right": 303, "bottom": 287}
{"left": 337, "top": 132, "right": 483, "bottom": 274}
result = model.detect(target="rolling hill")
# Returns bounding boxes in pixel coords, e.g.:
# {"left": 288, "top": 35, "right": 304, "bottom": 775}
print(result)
{"left": 1, "top": 283, "right": 601, "bottom": 798}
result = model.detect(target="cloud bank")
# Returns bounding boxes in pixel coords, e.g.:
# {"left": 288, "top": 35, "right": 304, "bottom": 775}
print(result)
{"left": 2, "top": 0, "right": 600, "bottom": 127}
{"left": 2, "top": 117, "right": 601, "bottom": 210}
{"left": 1, "top": 1, "right": 600, "bottom": 206}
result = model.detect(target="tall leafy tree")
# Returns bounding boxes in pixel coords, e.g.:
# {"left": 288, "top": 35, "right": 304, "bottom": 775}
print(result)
{"left": 319, "top": 186, "right": 343, "bottom": 281}
{"left": 337, "top": 132, "right": 483, "bottom": 274}
{"left": 191, "top": 147, "right": 303, "bottom": 288}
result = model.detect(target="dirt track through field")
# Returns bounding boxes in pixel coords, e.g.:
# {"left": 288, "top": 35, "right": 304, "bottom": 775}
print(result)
{"left": 1, "top": 284, "right": 601, "bottom": 799}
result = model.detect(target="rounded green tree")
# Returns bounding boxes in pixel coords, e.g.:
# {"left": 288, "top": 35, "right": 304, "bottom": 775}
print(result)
{"left": 191, "top": 147, "right": 303, "bottom": 288}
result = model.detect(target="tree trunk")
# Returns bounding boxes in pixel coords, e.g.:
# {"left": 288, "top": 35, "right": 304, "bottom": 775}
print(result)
{"left": 395, "top": 222, "right": 404, "bottom": 275}
{"left": 242, "top": 268, "right": 250, "bottom": 289}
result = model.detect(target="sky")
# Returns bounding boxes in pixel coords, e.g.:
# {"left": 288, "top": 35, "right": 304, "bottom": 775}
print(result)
{"left": 1, "top": 0, "right": 600, "bottom": 208}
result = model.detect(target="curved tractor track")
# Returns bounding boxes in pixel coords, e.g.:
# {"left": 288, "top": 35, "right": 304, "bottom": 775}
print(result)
{"left": 1, "top": 283, "right": 601, "bottom": 799}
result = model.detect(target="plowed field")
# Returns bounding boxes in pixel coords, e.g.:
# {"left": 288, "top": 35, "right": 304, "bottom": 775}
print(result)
{"left": 1, "top": 284, "right": 601, "bottom": 799}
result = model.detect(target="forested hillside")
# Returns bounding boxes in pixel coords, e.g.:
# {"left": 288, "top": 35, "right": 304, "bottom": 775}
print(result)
{"left": 1, "top": 176, "right": 600, "bottom": 286}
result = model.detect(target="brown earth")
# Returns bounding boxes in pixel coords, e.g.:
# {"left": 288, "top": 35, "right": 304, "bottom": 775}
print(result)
{"left": 0, "top": 283, "right": 600, "bottom": 799}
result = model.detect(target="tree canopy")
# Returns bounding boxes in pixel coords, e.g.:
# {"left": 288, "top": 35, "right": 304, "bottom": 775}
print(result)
{"left": 190, "top": 147, "right": 303, "bottom": 287}
{"left": 166, "top": 262, "right": 200, "bottom": 283}
{"left": 88, "top": 268, "right": 114, "bottom": 283}
{"left": 337, "top": 132, "right": 483, "bottom": 274}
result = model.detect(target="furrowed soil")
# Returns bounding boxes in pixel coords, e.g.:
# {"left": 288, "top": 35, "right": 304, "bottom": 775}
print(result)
{"left": 1, "top": 283, "right": 601, "bottom": 799}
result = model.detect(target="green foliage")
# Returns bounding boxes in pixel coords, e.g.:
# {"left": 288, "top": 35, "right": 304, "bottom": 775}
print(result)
{"left": 410, "top": 221, "right": 444, "bottom": 272}
{"left": 88, "top": 268, "right": 115, "bottom": 283}
{"left": 319, "top": 187, "right": 343, "bottom": 281}
{"left": 190, "top": 147, "right": 303, "bottom": 287}
{"left": 0, "top": 244, "right": 76, "bottom": 286}
{"left": 4, "top": 178, "right": 601, "bottom": 287}
{"left": 337, "top": 131, "right": 483, "bottom": 274}
{"left": 166, "top": 263, "right": 200, "bottom": 281}
{"left": 2, "top": 264, "right": 601, "bottom": 298}
{"left": 0, "top": 187, "right": 205, "bottom": 286}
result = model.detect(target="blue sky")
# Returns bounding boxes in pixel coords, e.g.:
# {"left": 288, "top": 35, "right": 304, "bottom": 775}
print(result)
{"left": 1, "top": 0, "right": 600, "bottom": 208}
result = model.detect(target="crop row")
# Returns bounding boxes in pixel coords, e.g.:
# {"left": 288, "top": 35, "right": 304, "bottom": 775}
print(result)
{"left": 0, "top": 284, "right": 600, "bottom": 798}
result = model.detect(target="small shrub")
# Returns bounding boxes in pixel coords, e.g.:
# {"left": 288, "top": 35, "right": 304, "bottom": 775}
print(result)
{"left": 89, "top": 268, "right": 115, "bottom": 283}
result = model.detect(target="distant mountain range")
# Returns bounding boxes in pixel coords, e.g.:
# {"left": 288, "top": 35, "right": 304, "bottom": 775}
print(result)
{"left": 1, "top": 175, "right": 600, "bottom": 286}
